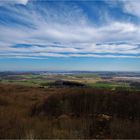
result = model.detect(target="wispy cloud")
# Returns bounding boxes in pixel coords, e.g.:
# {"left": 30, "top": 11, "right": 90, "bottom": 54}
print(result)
{"left": 0, "top": 0, "right": 139, "bottom": 59}
{"left": 0, "top": 0, "right": 29, "bottom": 5}
{"left": 122, "top": 0, "right": 140, "bottom": 18}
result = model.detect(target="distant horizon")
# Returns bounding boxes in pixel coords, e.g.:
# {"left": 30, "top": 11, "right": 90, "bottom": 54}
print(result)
{"left": 0, "top": 70, "right": 140, "bottom": 73}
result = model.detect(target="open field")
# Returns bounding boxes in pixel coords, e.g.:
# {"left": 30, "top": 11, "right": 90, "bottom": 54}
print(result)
{"left": 0, "top": 71, "right": 140, "bottom": 89}
{"left": 0, "top": 71, "right": 140, "bottom": 138}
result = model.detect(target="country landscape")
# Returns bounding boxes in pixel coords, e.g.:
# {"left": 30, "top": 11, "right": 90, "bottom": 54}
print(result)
{"left": 0, "top": 0, "right": 140, "bottom": 139}
{"left": 0, "top": 71, "right": 140, "bottom": 139}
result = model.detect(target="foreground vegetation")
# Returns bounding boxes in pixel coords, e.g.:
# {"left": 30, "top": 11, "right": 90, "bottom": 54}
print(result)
{"left": 0, "top": 83, "right": 140, "bottom": 139}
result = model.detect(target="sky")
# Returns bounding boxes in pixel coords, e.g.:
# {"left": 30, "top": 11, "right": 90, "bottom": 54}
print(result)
{"left": 0, "top": 0, "right": 140, "bottom": 71}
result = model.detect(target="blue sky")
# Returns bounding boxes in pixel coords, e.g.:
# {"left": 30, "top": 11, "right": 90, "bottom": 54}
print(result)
{"left": 0, "top": 0, "right": 140, "bottom": 71}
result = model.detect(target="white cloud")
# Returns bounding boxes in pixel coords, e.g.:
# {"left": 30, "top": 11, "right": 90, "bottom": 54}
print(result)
{"left": 0, "top": 1, "right": 140, "bottom": 59}
{"left": 105, "top": 0, "right": 140, "bottom": 18}
{"left": 0, "top": 0, "right": 29, "bottom": 5}
{"left": 19, "top": 0, "right": 29, "bottom": 5}
{"left": 123, "top": 0, "right": 140, "bottom": 18}
{"left": 0, "top": 51, "right": 140, "bottom": 59}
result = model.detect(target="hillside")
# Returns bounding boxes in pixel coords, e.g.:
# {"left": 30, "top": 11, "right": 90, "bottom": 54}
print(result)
{"left": 0, "top": 84, "right": 140, "bottom": 139}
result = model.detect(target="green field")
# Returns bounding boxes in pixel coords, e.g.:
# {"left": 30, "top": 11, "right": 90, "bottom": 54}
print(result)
{"left": 88, "top": 82, "right": 129, "bottom": 89}
{"left": 0, "top": 74, "right": 138, "bottom": 90}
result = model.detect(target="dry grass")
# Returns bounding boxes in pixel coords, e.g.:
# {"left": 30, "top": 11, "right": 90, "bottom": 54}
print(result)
{"left": 0, "top": 84, "right": 140, "bottom": 139}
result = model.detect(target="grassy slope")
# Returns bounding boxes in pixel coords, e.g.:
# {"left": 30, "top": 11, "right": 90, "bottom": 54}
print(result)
{"left": 0, "top": 84, "right": 140, "bottom": 139}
